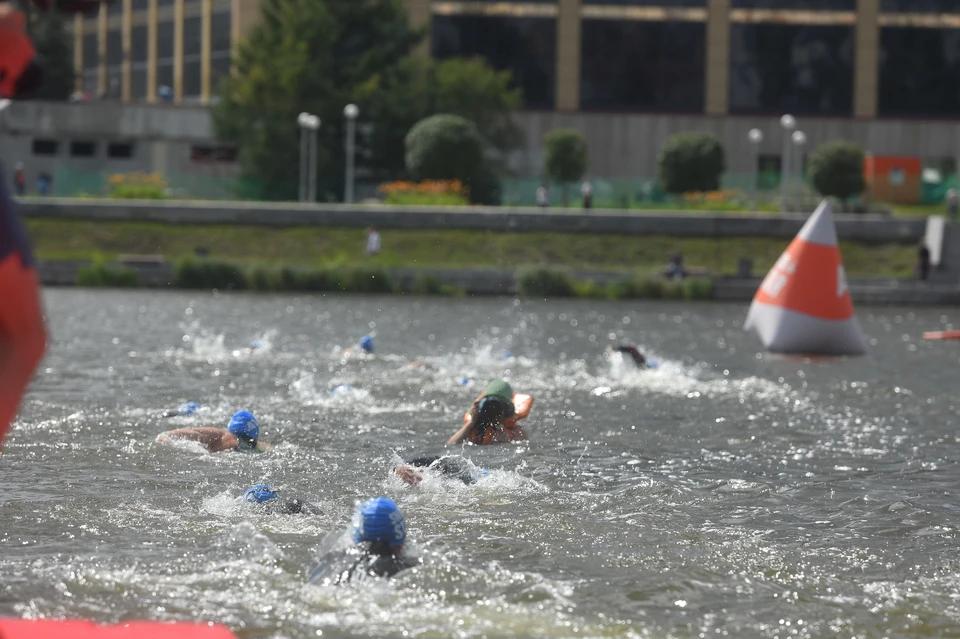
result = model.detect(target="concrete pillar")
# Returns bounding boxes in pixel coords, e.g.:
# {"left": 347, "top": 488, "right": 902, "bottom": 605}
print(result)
{"left": 97, "top": 3, "right": 107, "bottom": 97}
{"left": 406, "top": 0, "right": 431, "bottom": 56}
{"left": 73, "top": 14, "right": 83, "bottom": 94}
{"left": 147, "top": 0, "right": 157, "bottom": 101}
{"left": 555, "top": 0, "right": 580, "bottom": 111}
{"left": 854, "top": 0, "right": 879, "bottom": 118}
{"left": 231, "top": 0, "right": 261, "bottom": 60}
{"left": 705, "top": 0, "right": 730, "bottom": 116}
{"left": 201, "top": 0, "right": 212, "bottom": 102}
{"left": 174, "top": 0, "right": 184, "bottom": 102}
{"left": 122, "top": 0, "right": 132, "bottom": 101}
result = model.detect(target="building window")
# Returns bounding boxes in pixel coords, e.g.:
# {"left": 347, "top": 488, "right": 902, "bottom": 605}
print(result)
{"left": 879, "top": 27, "right": 960, "bottom": 117}
{"left": 191, "top": 146, "right": 238, "bottom": 162}
{"left": 132, "top": 25, "right": 147, "bottom": 63}
{"left": 580, "top": 19, "right": 705, "bottom": 112}
{"left": 881, "top": 0, "right": 960, "bottom": 11}
{"left": 432, "top": 15, "right": 556, "bottom": 109}
{"left": 107, "top": 29, "right": 122, "bottom": 66}
{"left": 729, "top": 23, "right": 854, "bottom": 115}
{"left": 212, "top": 11, "right": 231, "bottom": 52}
{"left": 70, "top": 141, "right": 97, "bottom": 157}
{"left": 732, "top": 0, "right": 854, "bottom": 8}
{"left": 108, "top": 142, "right": 135, "bottom": 159}
{"left": 184, "top": 17, "right": 201, "bottom": 57}
{"left": 581, "top": 0, "right": 704, "bottom": 4}
{"left": 32, "top": 139, "right": 59, "bottom": 156}
{"left": 183, "top": 60, "right": 201, "bottom": 99}
{"left": 82, "top": 33, "right": 98, "bottom": 72}
{"left": 158, "top": 21, "right": 173, "bottom": 60}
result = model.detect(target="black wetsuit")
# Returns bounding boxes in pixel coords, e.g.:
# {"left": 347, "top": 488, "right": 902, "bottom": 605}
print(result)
{"left": 259, "top": 497, "right": 322, "bottom": 515}
{"left": 307, "top": 542, "right": 419, "bottom": 585}
{"left": 614, "top": 345, "right": 647, "bottom": 369}
{"left": 404, "top": 454, "right": 477, "bottom": 485}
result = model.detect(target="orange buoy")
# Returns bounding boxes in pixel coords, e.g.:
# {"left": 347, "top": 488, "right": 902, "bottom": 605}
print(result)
{"left": 744, "top": 200, "right": 867, "bottom": 355}
{"left": 0, "top": 618, "right": 237, "bottom": 639}
{"left": 922, "top": 330, "right": 960, "bottom": 341}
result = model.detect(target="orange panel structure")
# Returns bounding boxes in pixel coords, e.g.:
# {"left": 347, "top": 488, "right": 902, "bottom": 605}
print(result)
{"left": 864, "top": 155, "right": 922, "bottom": 205}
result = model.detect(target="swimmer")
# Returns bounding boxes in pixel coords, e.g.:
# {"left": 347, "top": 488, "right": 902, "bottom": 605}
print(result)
{"left": 405, "top": 360, "right": 437, "bottom": 372}
{"left": 446, "top": 379, "right": 533, "bottom": 446}
{"left": 307, "top": 497, "right": 419, "bottom": 585}
{"left": 162, "top": 401, "right": 201, "bottom": 418}
{"left": 243, "top": 484, "right": 322, "bottom": 515}
{"left": 157, "top": 409, "right": 265, "bottom": 453}
{"left": 393, "top": 454, "right": 485, "bottom": 486}
{"left": 343, "top": 335, "right": 374, "bottom": 358}
{"left": 605, "top": 343, "right": 647, "bottom": 369}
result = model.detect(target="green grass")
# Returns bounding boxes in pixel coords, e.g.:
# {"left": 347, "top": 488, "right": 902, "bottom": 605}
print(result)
{"left": 24, "top": 218, "right": 918, "bottom": 278}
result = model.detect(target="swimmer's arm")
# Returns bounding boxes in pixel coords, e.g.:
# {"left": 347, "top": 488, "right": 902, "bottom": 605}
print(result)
{"left": 158, "top": 427, "right": 234, "bottom": 452}
{"left": 394, "top": 464, "right": 424, "bottom": 486}
{"left": 506, "top": 423, "right": 527, "bottom": 442}
{"left": 446, "top": 421, "right": 474, "bottom": 446}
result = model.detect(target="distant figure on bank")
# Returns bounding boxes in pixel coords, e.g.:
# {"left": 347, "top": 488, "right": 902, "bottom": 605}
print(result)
{"left": 664, "top": 251, "right": 685, "bottom": 280}
{"left": 12, "top": 162, "right": 25, "bottom": 196}
{"left": 394, "top": 454, "right": 486, "bottom": 486}
{"left": 307, "top": 497, "right": 419, "bottom": 585}
{"left": 536, "top": 183, "right": 549, "bottom": 209}
{"left": 918, "top": 242, "right": 931, "bottom": 281}
{"left": 446, "top": 380, "right": 533, "bottom": 446}
{"left": 581, "top": 178, "right": 593, "bottom": 209}
{"left": 365, "top": 227, "right": 381, "bottom": 256}
{"left": 157, "top": 409, "right": 265, "bottom": 453}
{"left": 948, "top": 187, "right": 959, "bottom": 224}
{"left": 36, "top": 172, "right": 51, "bottom": 196}
{"left": 605, "top": 344, "right": 647, "bottom": 369}
{"left": 243, "top": 484, "right": 322, "bottom": 515}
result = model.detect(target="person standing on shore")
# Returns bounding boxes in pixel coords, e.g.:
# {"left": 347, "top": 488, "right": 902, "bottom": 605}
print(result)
{"left": 581, "top": 178, "right": 593, "bottom": 210}
{"left": 12, "top": 162, "right": 25, "bottom": 196}
{"left": 918, "top": 242, "right": 931, "bottom": 281}
{"left": 365, "top": 227, "right": 381, "bottom": 256}
{"left": 947, "top": 187, "right": 958, "bottom": 224}
{"left": 536, "top": 183, "right": 549, "bottom": 209}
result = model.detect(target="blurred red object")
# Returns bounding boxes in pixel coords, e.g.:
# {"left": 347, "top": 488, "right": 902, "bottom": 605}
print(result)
{"left": 0, "top": 3, "right": 39, "bottom": 98}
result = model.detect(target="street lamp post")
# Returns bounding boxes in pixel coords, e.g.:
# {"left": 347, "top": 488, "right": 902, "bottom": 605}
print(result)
{"left": 343, "top": 103, "right": 359, "bottom": 204}
{"left": 297, "top": 112, "right": 321, "bottom": 202}
{"left": 748, "top": 128, "right": 763, "bottom": 211}
{"left": 779, "top": 114, "right": 796, "bottom": 212}
{"left": 791, "top": 130, "right": 807, "bottom": 212}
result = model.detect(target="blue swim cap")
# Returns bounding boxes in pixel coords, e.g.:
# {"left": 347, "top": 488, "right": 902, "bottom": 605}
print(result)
{"left": 244, "top": 484, "right": 277, "bottom": 503}
{"left": 228, "top": 410, "right": 259, "bottom": 441}
{"left": 332, "top": 384, "right": 354, "bottom": 396}
{"left": 360, "top": 335, "right": 374, "bottom": 353}
{"left": 178, "top": 401, "right": 201, "bottom": 415}
{"left": 352, "top": 497, "right": 406, "bottom": 546}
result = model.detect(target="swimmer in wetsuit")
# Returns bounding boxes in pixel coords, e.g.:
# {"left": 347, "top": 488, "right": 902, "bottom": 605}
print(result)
{"left": 243, "top": 484, "right": 322, "bottom": 515}
{"left": 394, "top": 454, "right": 485, "bottom": 486}
{"left": 307, "top": 497, "right": 419, "bottom": 585}
{"left": 157, "top": 409, "right": 265, "bottom": 453}
{"left": 446, "top": 380, "right": 532, "bottom": 446}
{"left": 605, "top": 344, "right": 647, "bottom": 369}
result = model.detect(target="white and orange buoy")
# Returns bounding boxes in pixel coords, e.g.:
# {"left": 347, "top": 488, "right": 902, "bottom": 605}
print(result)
{"left": 744, "top": 200, "right": 868, "bottom": 356}
{"left": 922, "top": 330, "right": 960, "bottom": 341}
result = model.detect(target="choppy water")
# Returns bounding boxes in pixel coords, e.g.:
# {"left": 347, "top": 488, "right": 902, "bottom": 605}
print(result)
{"left": 3, "top": 289, "right": 960, "bottom": 638}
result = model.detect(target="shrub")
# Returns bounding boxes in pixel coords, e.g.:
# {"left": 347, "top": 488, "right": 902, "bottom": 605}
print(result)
{"left": 807, "top": 140, "right": 865, "bottom": 206}
{"left": 518, "top": 267, "right": 576, "bottom": 297}
{"left": 107, "top": 172, "right": 168, "bottom": 199}
{"left": 681, "top": 277, "right": 713, "bottom": 300}
{"left": 405, "top": 114, "right": 499, "bottom": 204}
{"left": 175, "top": 258, "right": 247, "bottom": 290}
{"left": 76, "top": 262, "right": 140, "bottom": 287}
{"left": 338, "top": 266, "right": 394, "bottom": 293}
{"left": 657, "top": 132, "right": 726, "bottom": 195}
{"left": 543, "top": 129, "right": 588, "bottom": 206}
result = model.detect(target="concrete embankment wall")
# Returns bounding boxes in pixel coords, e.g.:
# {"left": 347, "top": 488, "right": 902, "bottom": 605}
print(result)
{"left": 20, "top": 199, "right": 925, "bottom": 242}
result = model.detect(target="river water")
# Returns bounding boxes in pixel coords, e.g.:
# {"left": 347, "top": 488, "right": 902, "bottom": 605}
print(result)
{"left": 2, "top": 289, "right": 960, "bottom": 638}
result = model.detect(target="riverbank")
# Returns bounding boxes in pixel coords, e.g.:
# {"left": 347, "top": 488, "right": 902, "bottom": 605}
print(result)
{"left": 26, "top": 219, "right": 918, "bottom": 278}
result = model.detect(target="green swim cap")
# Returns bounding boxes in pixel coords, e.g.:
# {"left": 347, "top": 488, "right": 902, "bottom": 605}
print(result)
{"left": 484, "top": 380, "right": 513, "bottom": 402}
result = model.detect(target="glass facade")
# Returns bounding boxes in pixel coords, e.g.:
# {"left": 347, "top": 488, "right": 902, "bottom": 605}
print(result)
{"left": 732, "top": 0, "right": 854, "bottom": 8}
{"left": 432, "top": 15, "right": 556, "bottom": 109}
{"left": 580, "top": 19, "right": 704, "bottom": 112}
{"left": 581, "top": 0, "right": 704, "bottom": 5}
{"left": 212, "top": 11, "right": 231, "bottom": 52}
{"left": 729, "top": 23, "right": 854, "bottom": 115}
{"left": 879, "top": 27, "right": 960, "bottom": 117}
{"left": 132, "top": 25, "right": 147, "bottom": 63}
{"left": 881, "top": 0, "right": 960, "bottom": 11}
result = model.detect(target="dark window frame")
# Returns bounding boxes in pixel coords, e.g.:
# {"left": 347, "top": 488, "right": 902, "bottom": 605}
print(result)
{"left": 70, "top": 141, "right": 98, "bottom": 158}
{"left": 32, "top": 139, "right": 59, "bottom": 156}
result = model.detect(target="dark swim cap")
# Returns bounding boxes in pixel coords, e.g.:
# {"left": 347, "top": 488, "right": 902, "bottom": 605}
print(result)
{"left": 352, "top": 497, "right": 406, "bottom": 546}
{"left": 483, "top": 380, "right": 513, "bottom": 402}
{"left": 244, "top": 484, "right": 278, "bottom": 503}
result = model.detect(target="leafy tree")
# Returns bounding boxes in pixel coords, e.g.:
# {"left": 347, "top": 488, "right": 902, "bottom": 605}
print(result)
{"left": 657, "top": 132, "right": 726, "bottom": 194}
{"left": 405, "top": 114, "right": 496, "bottom": 203}
{"left": 807, "top": 140, "right": 865, "bottom": 208}
{"left": 543, "top": 129, "right": 588, "bottom": 207}
{"left": 213, "top": 0, "right": 421, "bottom": 200}
{"left": 14, "top": 0, "right": 74, "bottom": 100}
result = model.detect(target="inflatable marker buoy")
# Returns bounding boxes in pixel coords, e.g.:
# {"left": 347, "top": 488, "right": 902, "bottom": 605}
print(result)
{"left": 923, "top": 330, "right": 960, "bottom": 341}
{"left": 0, "top": 618, "right": 237, "bottom": 639}
{"left": 744, "top": 200, "right": 867, "bottom": 356}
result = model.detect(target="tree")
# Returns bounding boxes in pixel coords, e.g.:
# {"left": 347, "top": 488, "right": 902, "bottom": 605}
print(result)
{"left": 657, "top": 132, "right": 726, "bottom": 194}
{"left": 543, "top": 129, "right": 588, "bottom": 207}
{"left": 212, "top": 0, "right": 421, "bottom": 200}
{"left": 13, "top": 0, "right": 75, "bottom": 100}
{"left": 405, "top": 114, "right": 492, "bottom": 202}
{"left": 807, "top": 140, "right": 865, "bottom": 208}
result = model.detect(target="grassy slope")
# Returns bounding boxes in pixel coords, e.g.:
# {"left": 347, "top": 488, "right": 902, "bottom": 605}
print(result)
{"left": 25, "top": 219, "right": 918, "bottom": 278}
